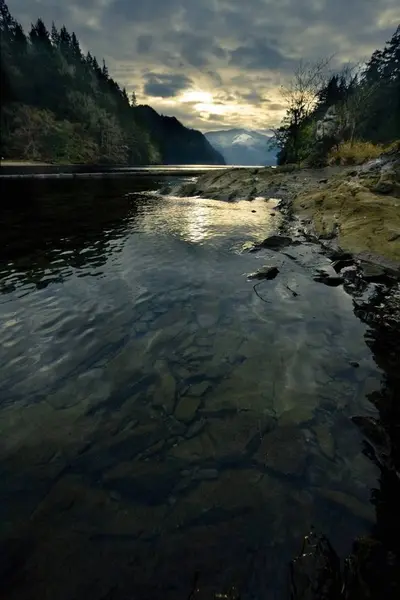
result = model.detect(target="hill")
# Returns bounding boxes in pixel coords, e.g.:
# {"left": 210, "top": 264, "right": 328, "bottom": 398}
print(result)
{"left": 135, "top": 106, "right": 225, "bottom": 165}
{"left": 0, "top": 0, "right": 224, "bottom": 166}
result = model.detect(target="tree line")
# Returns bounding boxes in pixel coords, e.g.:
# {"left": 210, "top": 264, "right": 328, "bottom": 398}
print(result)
{"left": 0, "top": 0, "right": 161, "bottom": 164}
{"left": 273, "top": 25, "right": 400, "bottom": 165}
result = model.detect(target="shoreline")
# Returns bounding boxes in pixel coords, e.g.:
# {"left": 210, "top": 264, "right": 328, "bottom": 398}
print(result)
{"left": 168, "top": 154, "right": 400, "bottom": 270}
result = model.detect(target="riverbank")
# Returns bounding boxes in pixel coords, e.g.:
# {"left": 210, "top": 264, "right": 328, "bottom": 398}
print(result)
{"left": 171, "top": 151, "right": 400, "bottom": 269}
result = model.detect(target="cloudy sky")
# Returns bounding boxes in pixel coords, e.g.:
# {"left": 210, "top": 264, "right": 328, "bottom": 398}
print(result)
{"left": 8, "top": 0, "right": 400, "bottom": 132}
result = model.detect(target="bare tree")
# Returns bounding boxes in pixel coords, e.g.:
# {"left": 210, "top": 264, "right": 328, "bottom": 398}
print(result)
{"left": 271, "top": 57, "right": 333, "bottom": 163}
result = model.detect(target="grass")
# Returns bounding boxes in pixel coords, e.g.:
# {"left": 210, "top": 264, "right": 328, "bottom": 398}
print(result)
{"left": 327, "top": 141, "right": 385, "bottom": 166}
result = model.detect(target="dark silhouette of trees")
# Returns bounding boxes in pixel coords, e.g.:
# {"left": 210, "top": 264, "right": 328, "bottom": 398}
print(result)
{"left": 0, "top": 1, "right": 224, "bottom": 165}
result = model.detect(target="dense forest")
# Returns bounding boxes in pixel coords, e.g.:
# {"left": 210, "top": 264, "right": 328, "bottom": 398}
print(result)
{"left": 0, "top": 1, "right": 224, "bottom": 165}
{"left": 274, "top": 25, "right": 400, "bottom": 166}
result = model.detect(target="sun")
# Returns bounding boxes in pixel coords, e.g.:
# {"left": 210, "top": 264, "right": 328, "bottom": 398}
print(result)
{"left": 180, "top": 90, "right": 214, "bottom": 104}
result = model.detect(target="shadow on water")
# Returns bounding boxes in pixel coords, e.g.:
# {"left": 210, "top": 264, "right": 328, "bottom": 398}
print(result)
{"left": 289, "top": 286, "right": 400, "bottom": 600}
{"left": 0, "top": 176, "right": 164, "bottom": 294}
{"left": 0, "top": 175, "right": 398, "bottom": 599}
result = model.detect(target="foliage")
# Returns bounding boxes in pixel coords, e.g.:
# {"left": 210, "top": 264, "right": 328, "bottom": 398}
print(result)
{"left": 327, "top": 140, "right": 385, "bottom": 166}
{"left": 274, "top": 25, "right": 400, "bottom": 166}
{"left": 0, "top": 1, "right": 224, "bottom": 165}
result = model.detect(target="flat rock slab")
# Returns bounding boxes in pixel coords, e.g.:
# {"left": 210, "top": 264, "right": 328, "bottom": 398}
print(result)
{"left": 175, "top": 396, "right": 201, "bottom": 423}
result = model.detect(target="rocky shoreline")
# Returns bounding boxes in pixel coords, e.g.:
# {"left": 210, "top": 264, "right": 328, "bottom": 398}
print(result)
{"left": 168, "top": 152, "right": 400, "bottom": 597}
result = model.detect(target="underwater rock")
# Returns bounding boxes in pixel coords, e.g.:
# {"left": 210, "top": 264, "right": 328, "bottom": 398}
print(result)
{"left": 175, "top": 396, "right": 201, "bottom": 423}
{"left": 255, "top": 426, "right": 309, "bottom": 476}
{"left": 314, "top": 488, "right": 375, "bottom": 522}
{"left": 313, "top": 423, "right": 335, "bottom": 460}
{"left": 247, "top": 266, "right": 280, "bottom": 281}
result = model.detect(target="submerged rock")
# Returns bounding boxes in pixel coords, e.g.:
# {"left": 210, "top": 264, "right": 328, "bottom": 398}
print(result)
{"left": 254, "top": 426, "right": 309, "bottom": 476}
{"left": 313, "top": 423, "right": 335, "bottom": 460}
{"left": 247, "top": 266, "right": 280, "bottom": 281}
{"left": 175, "top": 396, "right": 201, "bottom": 423}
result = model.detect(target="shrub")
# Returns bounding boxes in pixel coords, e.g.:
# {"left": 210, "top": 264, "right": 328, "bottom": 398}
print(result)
{"left": 327, "top": 141, "right": 384, "bottom": 166}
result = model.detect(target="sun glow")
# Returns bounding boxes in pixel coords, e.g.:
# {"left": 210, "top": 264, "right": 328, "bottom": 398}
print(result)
{"left": 180, "top": 90, "right": 214, "bottom": 104}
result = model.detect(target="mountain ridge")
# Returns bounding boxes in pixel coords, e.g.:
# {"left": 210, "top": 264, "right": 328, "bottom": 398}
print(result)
{"left": 205, "top": 128, "right": 277, "bottom": 166}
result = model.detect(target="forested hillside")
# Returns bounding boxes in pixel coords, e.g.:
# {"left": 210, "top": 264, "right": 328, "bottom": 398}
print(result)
{"left": 0, "top": 1, "right": 224, "bottom": 165}
{"left": 274, "top": 25, "right": 400, "bottom": 166}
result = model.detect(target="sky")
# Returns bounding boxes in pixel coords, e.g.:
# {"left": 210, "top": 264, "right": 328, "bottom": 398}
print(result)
{"left": 8, "top": 0, "right": 400, "bottom": 133}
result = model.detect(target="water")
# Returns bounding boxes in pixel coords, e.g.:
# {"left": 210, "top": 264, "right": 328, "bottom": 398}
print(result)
{"left": 0, "top": 174, "right": 382, "bottom": 599}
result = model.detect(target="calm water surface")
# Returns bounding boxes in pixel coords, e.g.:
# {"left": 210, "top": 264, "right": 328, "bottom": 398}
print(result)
{"left": 0, "top": 175, "right": 382, "bottom": 599}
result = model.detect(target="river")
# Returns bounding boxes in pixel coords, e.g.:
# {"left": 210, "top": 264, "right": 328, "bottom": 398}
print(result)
{"left": 0, "top": 171, "right": 383, "bottom": 599}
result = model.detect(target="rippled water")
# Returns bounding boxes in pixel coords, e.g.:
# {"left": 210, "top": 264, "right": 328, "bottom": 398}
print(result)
{"left": 0, "top": 175, "right": 382, "bottom": 599}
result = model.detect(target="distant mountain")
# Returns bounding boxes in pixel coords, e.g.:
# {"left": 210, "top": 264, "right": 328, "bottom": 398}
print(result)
{"left": 205, "top": 129, "right": 277, "bottom": 166}
{"left": 135, "top": 106, "right": 225, "bottom": 165}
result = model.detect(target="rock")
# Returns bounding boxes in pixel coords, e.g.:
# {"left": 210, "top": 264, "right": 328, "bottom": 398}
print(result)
{"left": 169, "top": 431, "right": 216, "bottom": 461}
{"left": 373, "top": 180, "right": 394, "bottom": 194}
{"left": 331, "top": 258, "right": 354, "bottom": 273}
{"left": 254, "top": 426, "right": 308, "bottom": 476}
{"left": 153, "top": 360, "right": 176, "bottom": 413}
{"left": 359, "top": 261, "right": 390, "bottom": 284}
{"left": 279, "top": 405, "right": 315, "bottom": 426}
{"left": 252, "top": 210, "right": 256, "bottom": 213}
{"left": 247, "top": 266, "right": 279, "bottom": 281}
{"left": 174, "top": 396, "right": 201, "bottom": 423}
{"left": 192, "top": 468, "right": 219, "bottom": 481}
{"left": 187, "top": 381, "right": 211, "bottom": 397}
{"left": 185, "top": 418, "right": 206, "bottom": 439}
{"left": 313, "top": 275, "right": 344, "bottom": 287}
{"left": 313, "top": 424, "right": 335, "bottom": 459}
{"left": 350, "top": 361, "right": 360, "bottom": 368}
{"left": 250, "top": 235, "right": 294, "bottom": 251}
{"left": 313, "top": 488, "right": 374, "bottom": 522}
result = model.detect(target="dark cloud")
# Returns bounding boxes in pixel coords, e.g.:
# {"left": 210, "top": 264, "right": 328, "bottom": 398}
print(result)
{"left": 137, "top": 35, "right": 153, "bottom": 54}
{"left": 229, "top": 40, "right": 294, "bottom": 70}
{"left": 7, "top": 0, "right": 400, "bottom": 130}
{"left": 142, "top": 72, "right": 193, "bottom": 98}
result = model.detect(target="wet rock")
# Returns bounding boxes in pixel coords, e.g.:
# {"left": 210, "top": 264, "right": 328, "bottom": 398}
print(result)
{"left": 331, "top": 257, "right": 355, "bottom": 273}
{"left": 250, "top": 235, "right": 294, "bottom": 252}
{"left": 255, "top": 426, "right": 309, "bottom": 476}
{"left": 326, "top": 249, "right": 354, "bottom": 262}
{"left": 290, "top": 531, "right": 342, "bottom": 599}
{"left": 247, "top": 266, "right": 279, "bottom": 280}
{"left": 313, "top": 274, "right": 344, "bottom": 287}
{"left": 351, "top": 415, "right": 392, "bottom": 471}
{"left": 359, "top": 260, "right": 391, "bottom": 284}
{"left": 175, "top": 396, "right": 201, "bottom": 423}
